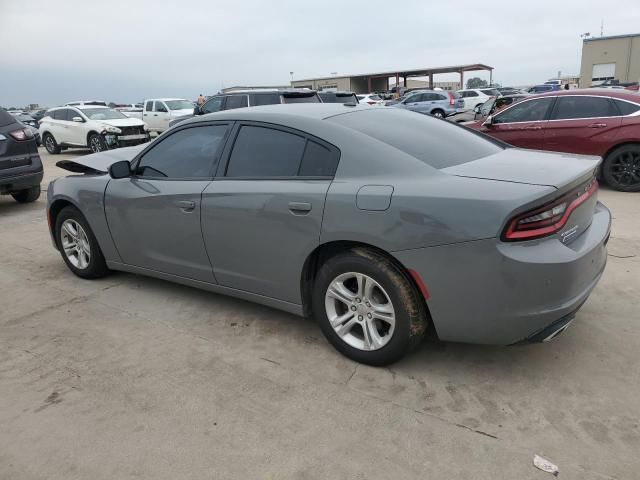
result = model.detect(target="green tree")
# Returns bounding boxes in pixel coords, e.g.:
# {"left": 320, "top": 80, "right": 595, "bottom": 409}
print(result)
{"left": 466, "top": 77, "right": 488, "bottom": 89}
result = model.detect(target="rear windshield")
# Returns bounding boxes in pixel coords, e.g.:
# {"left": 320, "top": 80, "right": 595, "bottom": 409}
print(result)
{"left": 283, "top": 93, "right": 320, "bottom": 104}
{"left": 0, "top": 109, "right": 18, "bottom": 127}
{"left": 328, "top": 108, "right": 503, "bottom": 169}
{"left": 319, "top": 92, "right": 357, "bottom": 103}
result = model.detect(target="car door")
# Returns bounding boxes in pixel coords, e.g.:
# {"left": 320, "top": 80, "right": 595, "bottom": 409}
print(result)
{"left": 201, "top": 122, "right": 340, "bottom": 304}
{"left": 463, "top": 90, "right": 479, "bottom": 110}
{"left": 478, "top": 97, "right": 555, "bottom": 149}
{"left": 65, "top": 108, "right": 87, "bottom": 145}
{"left": 104, "top": 123, "right": 231, "bottom": 282}
{"left": 542, "top": 95, "right": 622, "bottom": 155}
{"left": 153, "top": 101, "right": 170, "bottom": 130}
{"left": 142, "top": 100, "right": 156, "bottom": 129}
{"left": 400, "top": 93, "right": 424, "bottom": 112}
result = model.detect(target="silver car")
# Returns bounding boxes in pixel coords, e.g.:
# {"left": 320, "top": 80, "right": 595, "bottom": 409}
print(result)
{"left": 48, "top": 104, "right": 610, "bottom": 365}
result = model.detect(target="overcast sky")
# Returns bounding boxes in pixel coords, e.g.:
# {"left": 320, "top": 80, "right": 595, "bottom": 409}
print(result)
{"left": 1, "top": 0, "right": 639, "bottom": 107}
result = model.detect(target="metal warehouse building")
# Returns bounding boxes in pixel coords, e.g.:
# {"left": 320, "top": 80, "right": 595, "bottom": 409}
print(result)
{"left": 291, "top": 64, "right": 493, "bottom": 93}
{"left": 580, "top": 33, "right": 640, "bottom": 87}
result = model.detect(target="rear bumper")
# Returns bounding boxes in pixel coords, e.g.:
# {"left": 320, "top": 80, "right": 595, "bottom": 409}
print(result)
{"left": 0, "top": 169, "right": 43, "bottom": 194}
{"left": 393, "top": 201, "right": 611, "bottom": 345}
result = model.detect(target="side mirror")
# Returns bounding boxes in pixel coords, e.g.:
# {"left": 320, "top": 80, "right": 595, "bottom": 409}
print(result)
{"left": 482, "top": 115, "right": 493, "bottom": 126}
{"left": 109, "top": 160, "right": 131, "bottom": 179}
{"left": 72, "top": 116, "right": 84, "bottom": 122}
{"left": 473, "top": 105, "right": 481, "bottom": 113}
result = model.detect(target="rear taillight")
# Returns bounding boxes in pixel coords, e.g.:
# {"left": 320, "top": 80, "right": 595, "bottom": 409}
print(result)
{"left": 448, "top": 92, "right": 454, "bottom": 106}
{"left": 367, "top": 101, "right": 376, "bottom": 105}
{"left": 502, "top": 179, "right": 598, "bottom": 241}
{"left": 9, "top": 128, "right": 33, "bottom": 141}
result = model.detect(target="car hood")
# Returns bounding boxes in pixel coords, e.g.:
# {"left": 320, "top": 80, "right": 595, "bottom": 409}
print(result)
{"left": 97, "top": 118, "right": 146, "bottom": 128}
{"left": 442, "top": 148, "right": 601, "bottom": 190}
{"left": 56, "top": 144, "right": 146, "bottom": 174}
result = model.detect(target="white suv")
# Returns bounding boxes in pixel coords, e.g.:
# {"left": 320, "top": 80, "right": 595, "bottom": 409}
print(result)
{"left": 39, "top": 106, "right": 149, "bottom": 154}
{"left": 456, "top": 88, "right": 501, "bottom": 110}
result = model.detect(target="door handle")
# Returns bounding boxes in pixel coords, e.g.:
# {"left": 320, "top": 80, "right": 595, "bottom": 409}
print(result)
{"left": 153, "top": 114, "right": 158, "bottom": 116}
{"left": 175, "top": 200, "right": 196, "bottom": 212}
{"left": 288, "top": 202, "right": 312, "bottom": 214}
{"left": 524, "top": 125, "right": 542, "bottom": 130}
{"left": 588, "top": 123, "right": 607, "bottom": 128}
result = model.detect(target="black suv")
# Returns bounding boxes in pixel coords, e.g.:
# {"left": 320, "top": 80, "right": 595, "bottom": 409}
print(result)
{"left": 169, "top": 89, "right": 321, "bottom": 127}
{"left": 0, "top": 108, "right": 43, "bottom": 203}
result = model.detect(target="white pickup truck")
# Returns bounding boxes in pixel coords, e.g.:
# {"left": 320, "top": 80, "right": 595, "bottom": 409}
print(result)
{"left": 122, "top": 98, "right": 194, "bottom": 132}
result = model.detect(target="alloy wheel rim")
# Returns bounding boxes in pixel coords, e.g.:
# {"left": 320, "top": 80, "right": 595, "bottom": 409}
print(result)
{"left": 324, "top": 272, "right": 396, "bottom": 351}
{"left": 434, "top": 111, "right": 443, "bottom": 118}
{"left": 45, "top": 136, "right": 55, "bottom": 152}
{"left": 90, "top": 137, "right": 103, "bottom": 153}
{"left": 608, "top": 151, "right": 640, "bottom": 187}
{"left": 60, "top": 219, "right": 91, "bottom": 269}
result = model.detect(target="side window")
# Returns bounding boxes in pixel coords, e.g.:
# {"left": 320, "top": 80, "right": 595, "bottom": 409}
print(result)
{"left": 52, "top": 110, "right": 65, "bottom": 120}
{"left": 467, "top": 91, "right": 479, "bottom": 97}
{"left": 494, "top": 98, "right": 554, "bottom": 124}
{"left": 226, "top": 126, "right": 306, "bottom": 177}
{"left": 67, "top": 109, "right": 82, "bottom": 121}
{"left": 552, "top": 96, "right": 618, "bottom": 120}
{"left": 613, "top": 100, "right": 640, "bottom": 116}
{"left": 299, "top": 140, "right": 339, "bottom": 177}
{"left": 154, "top": 101, "right": 168, "bottom": 113}
{"left": 145, "top": 101, "right": 153, "bottom": 111}
{"left": 224, "top": 95, "right": 248, "bottom": 110}
{"left": 405, "top": 94, "right": 420, "bottom": 103}
{"left": 250, "top": 93, "right": 281, "bottom": 106}
{"left": 435, "top": 94, "right": 447, "bottom": 101}
{"left": 201, "top": 96, "right": 225, "bottom": 114}
{"left": 60, "top": 109, "right": 74, "bottom": 121}
{"left": 136, "top": 125, "right": 228, "bottom": 179}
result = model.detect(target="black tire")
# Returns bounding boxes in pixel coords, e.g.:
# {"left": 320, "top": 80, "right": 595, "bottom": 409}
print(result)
{"left": 43, "top": 132, "right": 60, "bottom": 154}
{"left": 55, "top": 206, "right": 110, "bottom": 279}
{"left": 11, "top": 185, "right": 41, "bottom": 203}
{"left": 312, "top": 247, "right": 428, "bottom": 366}
{"left": 88, "top": 133, "right": 106, "bottom": 153}
{"left": 602, "top": 144, "right": 640, "bottom": 192}
{"left": 431, "top": 109, "right": 445, "bottom": 118}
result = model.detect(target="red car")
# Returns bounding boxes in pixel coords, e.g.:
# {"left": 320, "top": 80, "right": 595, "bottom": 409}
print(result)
{"left": 467, "top": 89, "right": 640, "bottom": 191}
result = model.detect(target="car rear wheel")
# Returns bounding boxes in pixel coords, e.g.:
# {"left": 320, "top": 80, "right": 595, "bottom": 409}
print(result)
{"left": 89, "top": 133, "right": 106, "bottom": 153}
{"left": 55, "top": 206, "right": 109, "bottom": 279}
{"left": 11, "top": 185, "right": 41, "bottom": 203}
{"left": 43, "top": 133, "right": 60, "bottom": 154}
{"left": 431, "top": 109, "right": 445, "bottom": 118}
{"left": 312, "top": 248, "right": 427, "bottom": 366}
{"left": 602, "top": 145, "right": 640, "bottom": 192}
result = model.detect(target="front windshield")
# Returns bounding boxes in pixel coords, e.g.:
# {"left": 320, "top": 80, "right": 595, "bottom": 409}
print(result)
{"left": 81, "top": 108, "right": 128, "bottom": 120}
{"left": 165, "top": 100, "right": 194, "bottom": 110}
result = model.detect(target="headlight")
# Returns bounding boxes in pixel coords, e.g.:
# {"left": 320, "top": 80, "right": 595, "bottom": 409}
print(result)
{"left": 102, "top": 125, "right": 122, "bottom": 134}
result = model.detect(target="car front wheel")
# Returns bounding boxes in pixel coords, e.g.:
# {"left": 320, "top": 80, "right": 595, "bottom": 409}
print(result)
{"left": 312, "top": 248, "right": 428, "bottom": 366}
{"left": 55, "top": 206, "right": 109, "bottom": 279}
{"left": 88, "top": 133, "right": 106, "bottom": 153}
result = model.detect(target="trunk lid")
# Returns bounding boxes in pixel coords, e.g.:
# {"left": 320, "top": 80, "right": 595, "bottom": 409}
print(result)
{"left": 56, "top": 144, "right": 145, "bottom": 174}
{"left": 443, "top": 147, "right": 600, "bottom": 191}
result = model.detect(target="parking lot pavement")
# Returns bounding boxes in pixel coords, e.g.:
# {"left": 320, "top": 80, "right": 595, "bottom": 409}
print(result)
{"left": 0, "top": 148, "right": 638, "bottom": 479}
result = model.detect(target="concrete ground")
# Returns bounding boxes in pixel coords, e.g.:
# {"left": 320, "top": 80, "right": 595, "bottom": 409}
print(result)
{"left": 0, "top": 147, "right": 638, "bottom": 480}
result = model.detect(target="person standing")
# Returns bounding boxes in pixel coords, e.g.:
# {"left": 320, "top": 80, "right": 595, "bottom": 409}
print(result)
{"left": 197, "top": 94, "right": 206, "bottom": 105}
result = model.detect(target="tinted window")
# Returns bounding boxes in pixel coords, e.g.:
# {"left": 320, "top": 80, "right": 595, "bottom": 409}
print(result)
{"left": 250, "top": 93, "right": 281, "bottom": 106}
{"left": 552, "top": 96, "right": 617, "bottom": 120}
{"left": 226, "top": 126, "right": 306, "bottom": 177}
{"left": 145, "top": 101, "right": 153, "bottom": 111}
{"left": 299, "top": 141, "right": 339, "bottom": 177}
{"left": 614, "top": 100, "right": 640, "bottom": 115}
{"left": 225, "top": 95, "right": 248, "bottom": 110}
{"left": 201, "top": 96, "right": 224, "bottom": 114}
{"left": 53, "top": 109, "right": 71, "bottom": 120}
{"left": 136, "top": 125, "right": 228, "bottom": 178}
{"left": 283, "top": 94, "right": 320, "bottom": 104}
{"left": 154, "top": 102, "right": 168, "bottom": 113}
{"left": 329, "top": 108, "right": 503, "bottom": 169}
{"left": 493, "top": 98, "right": 554, "bottom": 123}
{"left": 466, "top": 91, "right": 479, "bottom": 97}
{"left": 480, "top": 89, "right": 500, "bottom": 96}
{"left": 435, "top": 94, "right": 447, "bottom": 101}
{"left": 319, "top": 92, "right": 357, "bottom": 104}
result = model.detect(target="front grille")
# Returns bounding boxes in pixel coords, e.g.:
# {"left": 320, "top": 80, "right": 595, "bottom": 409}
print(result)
{"left": 119, "top": 126, "right": 144, "bottom": 136}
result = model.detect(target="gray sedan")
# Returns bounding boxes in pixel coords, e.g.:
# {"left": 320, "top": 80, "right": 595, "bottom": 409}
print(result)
{"left": 47, "top": 104, "right": 610, "bottom": 365}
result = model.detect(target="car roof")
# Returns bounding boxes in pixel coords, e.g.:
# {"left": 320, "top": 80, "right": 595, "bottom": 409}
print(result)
{"left": 530, "top": 88, "right": 640, "bottom": 102}
{"left": 223, "top": 88, "right": 316, "bottom": 95}
{"left": 150, "top": 98, "right": 189, "bottom": 101}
